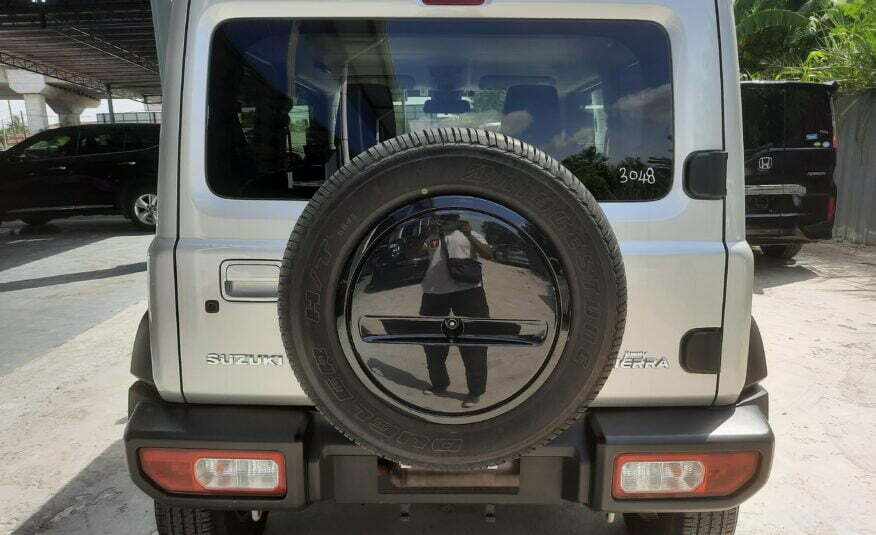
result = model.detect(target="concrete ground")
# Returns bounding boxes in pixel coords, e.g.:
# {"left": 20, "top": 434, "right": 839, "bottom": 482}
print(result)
{"left": 0, "top": 218, "right": 873, "bottom": 534}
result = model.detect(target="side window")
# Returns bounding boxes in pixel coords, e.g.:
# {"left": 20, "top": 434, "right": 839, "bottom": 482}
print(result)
{"left": 784, "top": 88, "right": 832, "bottom": 148}
{"left": 22, "top": 131, "right": 77, "bottom": 160}
{"left": 741, "top": 86, "right": 784, "bottom": 151}
{"left": 79, "top": 130, "right": 124, "bottom": 155}
{"left": 125, "top": 128, "right": 160, "bottom": 150}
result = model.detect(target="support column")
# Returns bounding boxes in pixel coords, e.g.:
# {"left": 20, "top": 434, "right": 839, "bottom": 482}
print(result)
{"left": 7, "top": 69, "right": 98, "bottom": 134}
{"left": 58, "top": 113, "right": 82, "bottom": 126}
{"left": 106, "top": 85, "right": 116, "bottom": 124}
{"left": 22, "top": 93, "right": 49, "bottom": 134}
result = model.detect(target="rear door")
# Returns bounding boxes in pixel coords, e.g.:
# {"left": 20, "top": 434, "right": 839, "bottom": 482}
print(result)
{"left": 742, "top": 84, "right": 837, "bottom": 239}
{"left": 72, "top": 127, "right": 128, "bottom": 207}
{"left": 3, "top": 128, "right": 80, "bottom": 213}
{"left": 173, "top": 0, "right": 729, "bottom": 406}
{"left": 782, "top": 85, "right": 837, "bottom": 238}
{"left": 742, "top": 84, "right": 785, "bottom": 183}
{"left": 742, "top": 84, "right": 788, "bottom": 237}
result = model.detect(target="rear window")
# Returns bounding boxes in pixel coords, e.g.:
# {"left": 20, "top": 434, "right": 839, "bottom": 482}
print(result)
{"left": 784, "top": 87, "right": 832, "bottom": 148}
{"left": 741, "top": 84, "right": 833, "bottom": 151}
{"left": 741, "top": 85, "right": 784, "bottom": 152}
{"left": 125, "top": 127, "right": 160, "bottom": 150}
{"left": 207, "top": 19, "right": 673, "bottom": 201}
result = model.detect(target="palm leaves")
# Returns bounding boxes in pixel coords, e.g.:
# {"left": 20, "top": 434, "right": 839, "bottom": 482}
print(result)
{"left": 736, "top": 8, "right": 810, "bottom": 41}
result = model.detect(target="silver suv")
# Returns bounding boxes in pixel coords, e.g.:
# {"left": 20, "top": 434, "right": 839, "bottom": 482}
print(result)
{"left": 125, "top": 1, "right": 773, "bottom": 534}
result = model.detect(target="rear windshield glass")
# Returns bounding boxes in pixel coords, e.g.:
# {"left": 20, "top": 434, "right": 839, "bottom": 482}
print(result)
{"left": 742, "top": 84, "right": 833, "bottom": 151}
{"left": 742, "top": 85, "right": 784, "bottom": 152}
{"left": 207, "top": 19, "right": 673, "bottom": 201}
{"left": 784, "top": 87, "right": 832, "bottom": 148}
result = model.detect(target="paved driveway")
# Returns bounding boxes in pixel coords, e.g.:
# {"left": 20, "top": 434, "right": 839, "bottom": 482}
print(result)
{"left": 0, "top": 225, "right": 873, "bottom": 534}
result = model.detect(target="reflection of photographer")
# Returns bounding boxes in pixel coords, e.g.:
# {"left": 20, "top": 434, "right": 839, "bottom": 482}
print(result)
{"left": 419, "top": 215, "right": 493, "bottom": 408}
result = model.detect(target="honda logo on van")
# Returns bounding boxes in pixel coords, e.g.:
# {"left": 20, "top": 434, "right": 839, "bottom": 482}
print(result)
{"left": 758, "top": 156, "right": 773, "bottom": 171}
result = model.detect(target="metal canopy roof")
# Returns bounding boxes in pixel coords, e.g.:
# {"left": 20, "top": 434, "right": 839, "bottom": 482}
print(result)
{"left": 0, "top": 0, "right": 160, "bottom": 100}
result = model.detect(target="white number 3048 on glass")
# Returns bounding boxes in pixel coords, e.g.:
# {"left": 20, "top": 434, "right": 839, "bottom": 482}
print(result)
{"left": 619, "top": 167, "right": 656, "bottom": 185}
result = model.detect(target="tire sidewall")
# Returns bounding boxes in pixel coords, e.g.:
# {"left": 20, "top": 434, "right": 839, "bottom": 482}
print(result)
{"left": 281, "top": 143, "right": 623, "bottom": 469}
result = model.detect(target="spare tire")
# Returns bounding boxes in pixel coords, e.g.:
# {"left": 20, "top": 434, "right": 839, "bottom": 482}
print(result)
{"left": 278, "top": 129, "right": 625, "bottom": 470}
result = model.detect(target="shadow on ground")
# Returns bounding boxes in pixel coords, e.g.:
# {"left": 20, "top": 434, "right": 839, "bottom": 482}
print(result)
{"left": 0, "top": 217, "right": 152, "bottom": 274}
{"left": 11, "top": 441, "right": 153, "bottom": 535}
{"left": 752, "top": 251, "right": 818, "bottom": 294}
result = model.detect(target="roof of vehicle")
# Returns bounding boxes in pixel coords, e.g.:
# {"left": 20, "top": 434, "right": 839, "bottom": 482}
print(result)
{"left": 741, "top": 80, "right": 839, "bottom": 92}
{"left": 75, "top": 123, "right": 160, "bottom": 129}
{"left": 32, "top": 123, "right": 160, "bottom": 134}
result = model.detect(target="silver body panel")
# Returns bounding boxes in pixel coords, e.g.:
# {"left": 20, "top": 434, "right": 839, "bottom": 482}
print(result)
{"left": 149, "top": 0, "right": 751, "bottom": 407}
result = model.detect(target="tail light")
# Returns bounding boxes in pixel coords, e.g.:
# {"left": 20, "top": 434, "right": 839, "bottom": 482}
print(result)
{"left": 612, "top": 452, "right": 759, "bottom": 499}
{"left": 139, "top": 448, "right": 286, "bottom": 496}
{"left": 827, "top": 196, "right": 837, "bottom": 221}
{"left": 832, "top": 115, "right": 839, "bottom": 149}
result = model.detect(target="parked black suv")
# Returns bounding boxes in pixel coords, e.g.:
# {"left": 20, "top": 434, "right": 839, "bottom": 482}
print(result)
{"left": 0, "top": 123, "right": 159, "bottom": 230}
{"left": 742, "top": 81, "right": 838, "bottom": 259}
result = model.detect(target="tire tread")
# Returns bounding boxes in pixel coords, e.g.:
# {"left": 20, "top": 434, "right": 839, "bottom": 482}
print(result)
{"left": 278, "top": 128, "right": 627, "bottom": 469}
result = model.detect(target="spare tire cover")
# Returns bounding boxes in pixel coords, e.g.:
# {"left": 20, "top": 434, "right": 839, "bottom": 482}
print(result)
{"left": 279, "top": 129, "right": 625, "bottom": 470}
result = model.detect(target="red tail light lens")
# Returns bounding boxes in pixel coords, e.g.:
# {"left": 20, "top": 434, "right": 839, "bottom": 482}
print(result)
{"left": 827, "top": 196, "right": 837, "bottom": 221}
{"left": 139, "top": 448, "right": 286, "bottom": 496}
{"left": 613, "top": 452, "right": 759, "bottom": 499}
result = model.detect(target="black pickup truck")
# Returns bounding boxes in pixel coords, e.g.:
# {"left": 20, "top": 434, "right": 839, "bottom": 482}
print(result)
{"left": 741, "top": 81, "right": 838, "bottom": 259}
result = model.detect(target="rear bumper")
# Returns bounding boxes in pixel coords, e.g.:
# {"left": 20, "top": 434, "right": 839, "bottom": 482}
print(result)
{"left": 745, "top": 193, "right": 835, "bottom": 245}
{"left": 125, "top": 382, "right": 773, "bottom": 513}
{"left": 746, "top": 214, "right": 834, "bottom": 245}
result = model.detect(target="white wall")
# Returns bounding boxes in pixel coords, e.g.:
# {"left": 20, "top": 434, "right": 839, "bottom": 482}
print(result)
{"left": 0, "top": 98, "right": 146, "bottom": 128}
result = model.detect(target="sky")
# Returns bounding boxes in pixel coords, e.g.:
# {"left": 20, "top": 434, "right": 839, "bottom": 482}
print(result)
{"left": 0, "top": 98, "right": 147, "bottom": 128}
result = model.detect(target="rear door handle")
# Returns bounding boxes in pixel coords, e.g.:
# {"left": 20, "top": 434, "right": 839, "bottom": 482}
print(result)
{"left": 220, "top": 260, "right": 281, "bottom": 302}
{"left": 117, "top": 161, "right": 137, "bottom": 166}
{"left": 47, "top": 165, "right": 67, "bottom": 171}
{"left": 684, "top": 150, "right": 727, "bottom": 199}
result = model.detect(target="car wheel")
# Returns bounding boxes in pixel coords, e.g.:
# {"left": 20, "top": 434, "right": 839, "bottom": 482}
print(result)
{"left": 623, "top": 508, "right": 738, "bottom": 535}
{"left": 20, "top": 216, "right": 52, "bottom": 226}
{"left": 761, "top": 244, "right": 802, "bottom": 260}
{"left": 154, "top": 502, "right": 268, "bottom": 535}
{"left": 278, "top": 128, "right": 626, "bottom": 470}
{"left": 127, "top": 184, "right": 158, "bottom": 230}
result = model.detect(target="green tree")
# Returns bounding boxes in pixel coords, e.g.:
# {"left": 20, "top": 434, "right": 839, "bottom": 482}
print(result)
{"left": 776, "top": 0, "right": 876, "bottom": 92}
{"left": 735, "top": 0, "right": 832, "bottom": 77}
{"left": 471, "top": 91, "right": 505, "bottom": 113}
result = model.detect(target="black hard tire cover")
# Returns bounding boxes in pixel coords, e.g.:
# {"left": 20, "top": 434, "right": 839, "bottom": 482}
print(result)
{"left": 278, "top": 128, "right": 626, "bottom": 470}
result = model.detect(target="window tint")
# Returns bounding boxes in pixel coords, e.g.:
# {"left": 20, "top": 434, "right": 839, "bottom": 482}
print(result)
{"left": 207, "top": 19, "right": 674, "bottom": 201}
{"left": 741, "top": 85, "right": 784, "bottom": 152}
{"left": 784, "top": 87, "right": 832, "bottom": 148}
{"left": 79, "top": 129, "right": 124, "bottom": 155}
{"left": 22, "top": 130, "right": 77, "bottom": 160}
{"left": 125, "top": 127, "right": 160, "bottom": 150}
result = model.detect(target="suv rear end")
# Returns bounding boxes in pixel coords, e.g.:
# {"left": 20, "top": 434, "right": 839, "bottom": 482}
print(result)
{"left": 741, "top": 81, "right": 839, "bottom": 259}
{"left": 126, "top": 1, "right": 773, "bottom": 534}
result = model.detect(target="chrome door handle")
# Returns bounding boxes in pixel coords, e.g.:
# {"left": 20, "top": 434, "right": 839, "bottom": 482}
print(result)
{"left": 47, "top": 165, "right": 67, "bottom": 171}
{"left": 117, "top": 161, "right": 137, "bottom": 166}
{"left": 220, "top": 261, "right": 281, "bottom": 301}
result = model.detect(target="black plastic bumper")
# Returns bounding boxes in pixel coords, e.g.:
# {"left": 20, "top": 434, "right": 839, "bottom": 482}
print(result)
{"left": 746, "top": 214, "right": 835, "bottom": 245}
{"left": 125, "top": 382, "right": 772, "bottom": 513}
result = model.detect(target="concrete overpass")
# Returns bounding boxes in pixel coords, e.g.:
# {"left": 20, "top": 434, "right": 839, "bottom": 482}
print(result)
{"left": 0, "top": 0, "right": 161, "bottom": 135}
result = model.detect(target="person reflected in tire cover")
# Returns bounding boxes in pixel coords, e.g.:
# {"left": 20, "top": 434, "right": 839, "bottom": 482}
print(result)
{"left": 416, "top": 214, "right": 494, "bottom": 408}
